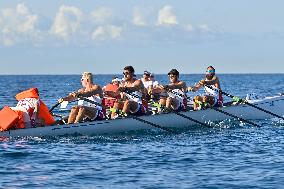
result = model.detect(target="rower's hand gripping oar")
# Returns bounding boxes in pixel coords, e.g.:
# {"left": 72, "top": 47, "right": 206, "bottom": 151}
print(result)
{"left": 205, "top": 85, "right": 284, "bottom": 120}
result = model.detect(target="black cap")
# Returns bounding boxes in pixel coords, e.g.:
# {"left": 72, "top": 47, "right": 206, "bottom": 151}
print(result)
{"left": 168, "top": 69, "right": 179, "bottom": 76}
{"left": 144, "top": 71, "right": 151, "bottom": 76}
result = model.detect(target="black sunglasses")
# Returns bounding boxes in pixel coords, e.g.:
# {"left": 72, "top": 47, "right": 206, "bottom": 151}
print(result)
{"left": 123, "top": 71, "right": 131, "bottom": 75}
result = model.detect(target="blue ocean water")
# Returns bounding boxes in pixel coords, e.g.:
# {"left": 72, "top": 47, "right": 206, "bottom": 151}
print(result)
{"left": 0, "top": 74, "right": 284, "bottom": 188}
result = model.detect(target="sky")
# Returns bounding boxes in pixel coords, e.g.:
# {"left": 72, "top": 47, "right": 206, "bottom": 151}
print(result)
{"left": 0, "top": 0, "right": 284, "bottom": 74}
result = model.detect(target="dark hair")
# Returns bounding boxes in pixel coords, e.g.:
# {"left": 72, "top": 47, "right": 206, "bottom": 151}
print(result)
{"left": 207, "top": 66, "right": 215, "bottom": 72}
{"left": 168, "top": 69, "right": 179, "bottom": 76}
{"left": 124, "top": 66, "right": 135, "bottom": 73}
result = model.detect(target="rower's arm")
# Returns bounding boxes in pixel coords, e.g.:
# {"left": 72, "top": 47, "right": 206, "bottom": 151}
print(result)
{"left": 168, "top": 81, "right": 187, "bottom": 90}
{"left": 58, "top": 88, "right": 84, "bottom": 103}
{"left": 188, "top": 80, "right": 204, "bottom": 92}
{"left": 79, "top": 85, "right": 103, "bottom": 97}
{"left": 61, "top": 93, "right": 77, "bottom": 102}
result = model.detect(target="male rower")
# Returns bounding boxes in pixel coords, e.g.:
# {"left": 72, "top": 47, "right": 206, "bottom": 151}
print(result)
{"left": 111, "top": 66, "right": 146, "bottom": 119}
{"left": 159, "top": 69, "right": 187, "bottom": 112}
{"left": 188, "top": 66, "right": 223, "bottom": 110}
{"left": 58, "top": 72, "right": 104, "bottom": 124}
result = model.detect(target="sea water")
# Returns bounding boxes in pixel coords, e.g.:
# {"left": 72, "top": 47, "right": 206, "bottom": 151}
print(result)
{"left": 0, "top": 74, "right": 284, "bottom": 188}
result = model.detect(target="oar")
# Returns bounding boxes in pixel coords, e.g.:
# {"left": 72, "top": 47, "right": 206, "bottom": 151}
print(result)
{"left": 205, "top": 85, "right": 284, "bottom": 120}
{"left": 211, "top": 107, "right": 261, "bottom": 127}
{"left": 49, "top": 98, "right": 78, "bottom": 113}
{"left": 174, "top": 112, "right": 212, "bottom": 127}
{"left": 80, "top": 97, "right": 177, "bottom": 133}
{"left": 49, "top": 102, "right": 61, "bottom": 113}
{"left": 130, "top": 116, "right": 177, "bottom": 133}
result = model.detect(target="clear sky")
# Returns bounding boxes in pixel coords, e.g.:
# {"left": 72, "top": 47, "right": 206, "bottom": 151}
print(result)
{"left": 0, "top": 0, "right": 284, "bottom": 74}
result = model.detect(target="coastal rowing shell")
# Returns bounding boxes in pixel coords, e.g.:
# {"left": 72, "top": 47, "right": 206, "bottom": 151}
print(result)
{"left": 1, "top": 95, "right": 284, "bottom": 137}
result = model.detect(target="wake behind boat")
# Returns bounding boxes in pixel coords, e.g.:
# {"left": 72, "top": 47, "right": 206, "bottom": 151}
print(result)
{"left": 1, "top": 95, "right": 284, "bottom": 138}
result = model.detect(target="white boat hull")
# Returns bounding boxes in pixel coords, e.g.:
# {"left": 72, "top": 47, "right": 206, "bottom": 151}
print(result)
{"left": 1, "top": 96, "right": 284, "bottom": 137}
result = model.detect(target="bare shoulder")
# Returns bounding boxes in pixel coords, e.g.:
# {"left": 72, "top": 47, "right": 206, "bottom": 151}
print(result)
{"left": 91, "top": 84, "right": 102, "bottom": 90}
{"left": 134, "top": 79, "right": 143, "bottom": 85}
{"left": 178, "top": 80, "right": 186, "bottom": 87}
{"left": 214, "top": 76, "right": 220, "bottom": 82}
{"left": 179, "top": 80, "right": 186, "bottom": 85}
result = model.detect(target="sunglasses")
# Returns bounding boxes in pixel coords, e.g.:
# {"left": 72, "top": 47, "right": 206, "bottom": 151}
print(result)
{"left": 123, "top": 72, "right": 131, "bottom": 75}
{"left": 206, "top": 70, "right": 215, "bottom": 74}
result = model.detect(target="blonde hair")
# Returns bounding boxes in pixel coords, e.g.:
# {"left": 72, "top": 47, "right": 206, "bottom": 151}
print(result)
{"left": 82, "top": 72, "right": 93, "bottom": 83}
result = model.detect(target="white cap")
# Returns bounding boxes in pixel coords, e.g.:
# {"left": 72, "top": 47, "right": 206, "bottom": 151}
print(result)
{"left": 112, "top": 78, "right": 121, "bottom": 83}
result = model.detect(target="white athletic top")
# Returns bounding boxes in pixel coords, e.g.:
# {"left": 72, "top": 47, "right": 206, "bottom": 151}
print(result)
{"left": 78, "top": 89, "right": 103, "bottom": 110}
{"left": 123, "top": 82, "right": 143, "bottom": 104}
{"left": 204, "top": 79, "right": 220, "bottom": 98}
{"left": 168, "top": 89, "right": 186, "bottom": 101}
{"left": 142, "top": 80, "right": 159, "bottom": 89}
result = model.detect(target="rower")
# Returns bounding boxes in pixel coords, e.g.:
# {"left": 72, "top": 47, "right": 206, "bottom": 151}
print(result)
{"left": 188, "top": 66, "right": 223, "bottom": 110}
{"left": 141, "top": 71, "right": 160, "bottom": 101}
{"left": 111, "top": 66, "right": 146, "bottom": 119}
{"left": 58, "top": 72, "right": 104, "bottom": 124}
{"left": 141, "top": 71, "right": 152, "bottom": 89}
{"left": 159, "top": 69, "right": 187, "bottom": 113}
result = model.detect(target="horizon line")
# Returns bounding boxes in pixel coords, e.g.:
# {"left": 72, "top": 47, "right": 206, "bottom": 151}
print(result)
{"left": 1, "top": 72, "right": 284, "bottom": 76}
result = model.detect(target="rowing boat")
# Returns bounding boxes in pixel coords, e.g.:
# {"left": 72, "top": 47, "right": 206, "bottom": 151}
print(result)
{"left": 1, "top": 95, "right": 284, "bottom": 137}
